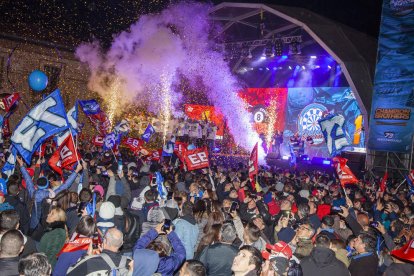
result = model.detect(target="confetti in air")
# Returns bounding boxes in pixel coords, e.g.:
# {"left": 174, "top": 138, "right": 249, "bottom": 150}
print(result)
{"left": 76, "top": 1, "right": 261, "bottom": 152}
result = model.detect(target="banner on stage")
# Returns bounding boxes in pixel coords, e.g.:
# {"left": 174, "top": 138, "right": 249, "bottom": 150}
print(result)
{"left": 367, "top": 0, "right": 414, "bottom": 152}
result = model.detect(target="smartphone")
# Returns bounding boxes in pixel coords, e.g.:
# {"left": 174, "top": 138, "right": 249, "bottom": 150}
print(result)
{"left": 152, "top": 177, "right": 157, "bottom": 185}
{"left": 78, "top": 202, "right": 88, "bottom": 215}
{"left": 162, "top": 219, "right": 172, "bottom": 232}
{"left": 167, "top": 192, "right": 173, "bottom": 200}
{"left": 117, "top": 160, "right": 123, "bottom": 174}
{"left": 230, "top": 201, "right": 239, "bottom": 212}
{"left": 370, "top": 221, "right": 379, "bottom": 228}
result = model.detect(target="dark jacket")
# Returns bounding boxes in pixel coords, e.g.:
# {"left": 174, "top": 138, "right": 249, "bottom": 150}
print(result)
{"left": 5, "top": 194, "right": 30, "bottom": 234}
{"left": 349, "top": 252, "right": 378, "bottom": 276}
{"left": 67, "top": 249, "right": 130, "bottom": 276}
{"left": 134, "top": 228, "right": 186, "bottom": 276}
{"left": 384, "top": 262, "right": 414, "bottom": 276}
{"left": 300, "top": 247, "right": 349, "bottom": 276}
{"left": 198, "top": 243, "right": 238, "bottom": 276}
{"left": 0, "top": 256, "right": 20, "bottom": 276}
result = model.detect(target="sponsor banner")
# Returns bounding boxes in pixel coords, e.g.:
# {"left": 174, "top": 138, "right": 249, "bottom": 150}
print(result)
{"left": 368, "top": 1, "right": 414, "bottom": 152}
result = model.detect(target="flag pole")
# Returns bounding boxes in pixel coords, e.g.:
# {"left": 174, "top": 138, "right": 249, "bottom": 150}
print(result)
{"left": 68, "top": 127, "right": 80, "bottom": 163}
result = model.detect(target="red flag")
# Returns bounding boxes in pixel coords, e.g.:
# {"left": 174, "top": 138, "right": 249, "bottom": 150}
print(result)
{"left": 0, "top": 93, "right": 20, "bottom": 112}
{"left": 248, "top": 143, "right": 259, "bottom": 190}
{"left": 332, "top": 157, "right": 359, "bottom": 186}
{"left": 183, "top": 147, "right": 209, "bottom": 171}
{"left": 2, "top": 118, "right": 11, "bottom": 138}
{"left": 122, "top": 137, "right": 144, "bottom": 152}
{"left": 174, "top": 142, "right": 188, "bottom": 162}
{"left": 145, "top": 149, "right": 162, "bottom": 162}
{"left": 92, "top": 135, "right": 104, "bottom": 147}
{"left": 49, "top": 135, "right": 80, "bottom": 175}
{"left": 380, "top": 171, "right": 388, "bottom": 192}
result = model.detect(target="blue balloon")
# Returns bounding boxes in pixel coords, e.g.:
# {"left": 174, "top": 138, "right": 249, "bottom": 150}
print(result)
{"left": 28, "top": 70, "right": 48, "bottom": 91}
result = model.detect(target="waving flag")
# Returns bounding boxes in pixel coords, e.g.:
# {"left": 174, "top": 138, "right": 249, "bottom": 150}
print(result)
{"left": 1, "top": 146, "right": 17, "bottom": 177}
{"left": 174, "top": 141, "right": 188, "bottom": 162}
{"left": 56, "top": 104, "right": 79, "bottom": 146}
{"left": 114, "top": 119, "right": 130, "bottom": 137}
{"left": 405, "top": 170, "right": 414, "bottom": 195}
{"left": 155, "top": 171, "right": 167, "bottom": 199}
{"left": 183, "top": 147, "right": 209, "bottom": 171}
{"left": 49, "top": 135, "right": 80, "bottom": 175}
{"left": 319, "top": 114, "right": 349, "bottom": 157}
{"left": 92, "top": 135, "right": 104, "bottom": 147}
{"left": 103, "top": 132, "right": 119, "bottom": 151}
{"left": 248, "top": 143, "right": 261, "bottom": 191}
{"left": 380, "top": 171, "right": 388, "bottom": 193}
{"left": 78, "top": 100, "right": 111, "bottom": 135}
{"left": 333, "top": 157, "right": 359, "bottom": 186}
{"left": 141, "top": 124, "right": 155, "bottom": 143}
{"left": 11, "top": 89, "right": 69, "bottom": 164}
{"left": 122, "top": 137, "right": 143, "bottom": 152}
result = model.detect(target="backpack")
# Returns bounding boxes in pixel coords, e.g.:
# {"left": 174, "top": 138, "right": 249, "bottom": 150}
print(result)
{"left": 67, "top": 253, "right": 131, "bottom": 276}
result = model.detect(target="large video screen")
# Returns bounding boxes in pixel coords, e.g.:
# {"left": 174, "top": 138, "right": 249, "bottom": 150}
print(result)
{"left": 241, "top": 87, "right": 363, "bottom": 157}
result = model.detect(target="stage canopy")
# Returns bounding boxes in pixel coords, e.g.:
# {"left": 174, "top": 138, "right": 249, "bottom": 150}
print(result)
{"left": 209, "top": 2, "right": 377, "bottom": 135}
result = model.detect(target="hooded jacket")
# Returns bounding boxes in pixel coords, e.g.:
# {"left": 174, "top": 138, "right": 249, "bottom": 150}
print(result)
{"left": 174, "top": 214, "right": 199, "bottom": 259}
{"left": 300, "top": 246, "right": 350, "bottom": 276}
{"left": 133, "top": 249, "right": 160, "bottom": 276}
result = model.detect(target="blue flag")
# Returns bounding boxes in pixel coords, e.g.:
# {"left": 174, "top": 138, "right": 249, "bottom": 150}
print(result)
{"left": 114, "top": 119, "right": 130, "bottom": 137}
{"left": 142, "top": 124, "right": 155, "bottom": 143}
{"left": 11, "top": 89, "right": 69, "bottom": 164}
{"left": 2, "top": 146, "right": 17, "bottom": 178}
{"left": 318, "top": 114, "right": 349, "bottom": 157}
{"left": 155, "top": 171, "right": 167, "bottom": 199}
{"left": 78, "top": 99, "right": 102, "bottom": 115}
{"left": 55, "top": 104, "right": 79, "bottom": 146}
{"left": 103, "top": 132, "right": 119, "bottom": 151}
{"left": 404, "top": 170, "right": 414, "bottom": 195}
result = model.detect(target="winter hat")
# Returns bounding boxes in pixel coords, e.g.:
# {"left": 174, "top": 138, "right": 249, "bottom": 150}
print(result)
{"left": 128, "top": 162, "right": 137, "bottom": 170}
{"left": 263, "top": 241, "right": 293, "bottom": 259}
{"left": 37, "top": 177, "right": 50, "bottom": 190}
{"left": 108, "top": 195, "right": 124, "bottom": 216}
{"left": 93, "top": 185, "right": 105, "bottom": 198}
{"left": 147, "top": 207, "right": 165, "bottom": 223}
{"left": 277, "top": 227, "right": 296, "bottom": 244}
{"left": 299, "top": 189, "right": 310, "bottom": 199}
{"left": 99, "top": 202, "right": 116, "bottom": 220}
{"left": 270, "top": 256, "right": 289, "bottom": 275}
{"left": 275, "top": 182, "right": 284, "bottom": 192}
{"left": 133, "top": 249, "right": 160, "bottom": 276}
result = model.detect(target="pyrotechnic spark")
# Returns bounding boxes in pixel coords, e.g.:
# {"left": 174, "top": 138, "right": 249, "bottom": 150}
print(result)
{"left": 107, "top": 77, "right": 122, "bottom": 125}
{"left": 266, "top": 98, "right": 278, "bottom": 151}
{"left": 160, "top": 72, "right": 172, "bottom": 144}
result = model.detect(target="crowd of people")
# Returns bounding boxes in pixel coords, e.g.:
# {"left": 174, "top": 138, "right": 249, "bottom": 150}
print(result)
{"left": 0, "top": 136, "right": 413, "bottom": 276}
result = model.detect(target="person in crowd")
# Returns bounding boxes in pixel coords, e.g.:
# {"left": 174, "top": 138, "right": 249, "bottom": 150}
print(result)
{"left": 0, "top": 229, "right": 25, "bottom": 276}
{"left": 300, "top": 234, "right": 349, "bottom": 276}
{"left": 179, "top": 260, "right": 206, "bottom": 276}
{"left": 38, "top": 206, "right": 68, "bottom": 269}
{"left": 18, "top": 253, "right": 52, "bottom": 276}
{"left": 0, "top": 210, "right": 37, "bottom": 257}
{"left": 67, "top": 227, "right": 131, "bottom": 275}
{"left": 133, "top": 222, "right": 186, "bottom": 275}
{"left": 348, "top": 232, "right": 379, "bottom": 276}
{"left": 231, "top": 245, "right": 263, "bottom": 276}
{"left": 198, "top": 222, "right": 239, "bottom": 276}
{"left": 174, "top": 201, "right": 199, "bottom": 260}
{"left": 4, "top": 181, "right": 30, "bottom": 234}
{"left": 53, "top": 215, "right": 96, "bottom": 276}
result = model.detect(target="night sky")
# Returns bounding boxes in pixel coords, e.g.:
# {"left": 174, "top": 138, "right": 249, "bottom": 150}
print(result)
{"left": 0, "top": 0, "right": 382, "bottom": 48}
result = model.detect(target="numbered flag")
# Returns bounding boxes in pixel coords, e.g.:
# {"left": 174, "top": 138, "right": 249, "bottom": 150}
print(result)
{"left": 319, "top": 114, "right": 349, "bottom": 157}
{"left": 141, "top": 124, "right": 155, "bottom": 143}
{"left": 78, "top": 99, "right": 111, "bottom": 135}
{"left": 48, "top": 135, "right": 80, "bottom": 175}
{"left": 174, "top": 142, "right": 188, "bottom": 162}
{"left": 11, "top": 89, "right": 69, "bottom": 164}
{"left": 122, "top": 137, "right": 144, "bottom": 152}
{"left": 332, "top": 157, "right": 359, "bottom": 186}
{"left": 0, "top": 93, "right": 20, "bottom": 113}
{"left": 183, "top": 147, "right": 209, "bottom": 171}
